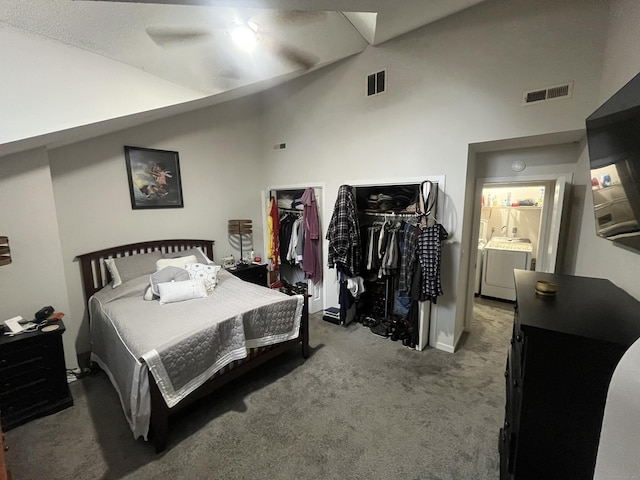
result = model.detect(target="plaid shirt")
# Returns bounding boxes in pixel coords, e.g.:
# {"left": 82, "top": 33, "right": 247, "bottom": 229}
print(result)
{"left": 326, "top": 185, "right": 361, "bottom": 276}
{"left": 417, "top": 223, "right": 448, "bottom": 301}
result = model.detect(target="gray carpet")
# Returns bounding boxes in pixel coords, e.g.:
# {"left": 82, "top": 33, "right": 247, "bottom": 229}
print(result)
{"left": 4, "top": 298, "right": 513, "bottom": 480}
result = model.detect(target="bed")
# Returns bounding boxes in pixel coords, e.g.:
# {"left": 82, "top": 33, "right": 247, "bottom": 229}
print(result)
{"left": 77, "top": 239, "right": 309, "bottom": 453}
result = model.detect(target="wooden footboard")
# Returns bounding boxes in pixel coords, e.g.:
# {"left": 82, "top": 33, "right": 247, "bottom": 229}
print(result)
{"left": 77, "top": 239, "right": 310, "bottom": 453}
{"left": 149, "top": 294, "right": 309, "bottom": 453}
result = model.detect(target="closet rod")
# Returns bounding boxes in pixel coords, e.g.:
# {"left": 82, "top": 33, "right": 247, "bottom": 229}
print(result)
{"left": 279, "top": 208, "right": 303, "bottom": 214}
{"left": 361, "top": 210, "right": 417, "bottom": 217}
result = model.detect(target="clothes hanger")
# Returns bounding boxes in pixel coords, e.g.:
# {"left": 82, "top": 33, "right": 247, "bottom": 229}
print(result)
{"left": 417, "top": 180, "right": 438, "bottom": 228}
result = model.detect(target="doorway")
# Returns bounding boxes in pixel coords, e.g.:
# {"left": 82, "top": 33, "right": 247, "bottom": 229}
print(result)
{"left": 476, "top": 182, "right": 545, "bottom": 301}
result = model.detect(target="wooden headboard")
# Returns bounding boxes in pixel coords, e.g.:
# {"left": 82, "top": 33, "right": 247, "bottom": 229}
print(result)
{"left": 77, "top": 239, "right": 215, "bottom": 303}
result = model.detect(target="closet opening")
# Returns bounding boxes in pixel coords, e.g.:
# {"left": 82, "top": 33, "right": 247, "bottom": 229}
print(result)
{"left": 325, "top": 176, "right": 446, "bottom": 352}
{"left": 263, "top": 185, "right": 324, "bottom": 314}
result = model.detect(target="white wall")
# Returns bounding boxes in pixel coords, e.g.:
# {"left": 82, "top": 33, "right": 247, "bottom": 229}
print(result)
{"left": 258, "top": 0, "right": 608, "bottom": 350}
{"left": 0, "top": 23, "right": 204, "bottom": 148}
{"left": 572, "top": 0, "right": 640, "bottom": 300}
{"left": 47, "top": 95, "right": 264, "bottom": 365}
{"left": 0, "top": 148, "right": 72, "bottom": 364}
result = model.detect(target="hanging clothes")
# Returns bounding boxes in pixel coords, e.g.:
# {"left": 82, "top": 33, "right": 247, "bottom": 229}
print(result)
{"left": 416, "top": 222, "right": 448, "bottom": 302}
{"left": 286, "top": 216, "right": 302, "bottom": 264}
{"left": 326, "top": 185, "right": 361, "bottom": 277}
{"left": 267, "top": 197, "right": 280, "bottom": 271}
{"left": 301, "top": 188, "right": 323, "bottom": 284}
{"left": 398, "top": 219, "right": 419, "bottom": 292}
{"left": 278, "top": 212, "right": 298, "bottom": 265}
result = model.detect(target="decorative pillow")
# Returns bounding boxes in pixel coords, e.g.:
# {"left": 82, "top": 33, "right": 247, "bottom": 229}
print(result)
{"left": 155, "top": 255, "right": 197, "bottom": 272}
{"left": 104, "top": 251, "right": 163, "bottom": 288}
{"left": 163, "top": 247, "right": 212, "bottom": 265}
{"left": 143, "top": 286, "right": 155, "bottom": 301}
{"left": 157, "top": 278, "right": 207, "bottom": 305}
{"left": 184, "top": 263, "right": 222, "bottom": 292}
{"left": 149, "top": 266, "right": 190, "bottom": 297}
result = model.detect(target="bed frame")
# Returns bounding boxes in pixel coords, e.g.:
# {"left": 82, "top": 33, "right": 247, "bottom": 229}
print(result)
{"left": 77, "top": 239, "right": 309, "bottom": 453}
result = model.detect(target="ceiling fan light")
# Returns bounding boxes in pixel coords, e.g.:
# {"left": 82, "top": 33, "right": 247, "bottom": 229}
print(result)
{"left": 230, "top": 25, "right": 259, "bottom": 51}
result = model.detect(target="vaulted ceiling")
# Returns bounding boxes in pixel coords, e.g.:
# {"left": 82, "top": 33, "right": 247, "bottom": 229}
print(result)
{"left": 0, "top": 0, "right": 487, "bottom": 155}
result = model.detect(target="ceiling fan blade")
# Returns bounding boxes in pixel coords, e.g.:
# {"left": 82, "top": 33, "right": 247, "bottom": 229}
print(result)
{"left": 253, "top": 10, "right": 327, "bottom": 27}
{"left": 86, "top": 0, "right": 219, "bottom": 6}
{"left": 146, "top": 26, "right": 212, "bottom": 46}
{"left": 262, "top": 37, "right": 317, "bottom": 71}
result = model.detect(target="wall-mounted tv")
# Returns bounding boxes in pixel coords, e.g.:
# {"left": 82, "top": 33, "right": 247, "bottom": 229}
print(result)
{"left": 586, "top": 71, "right": 640, "bottom": 252}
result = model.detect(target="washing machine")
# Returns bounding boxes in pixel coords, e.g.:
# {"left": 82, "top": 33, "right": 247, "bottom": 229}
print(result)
{"left": 481, "top": 238, "right": 532, "bottom": 301}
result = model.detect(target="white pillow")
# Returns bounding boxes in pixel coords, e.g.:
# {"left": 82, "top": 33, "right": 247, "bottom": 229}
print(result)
{"left": 157, "top": 278, "right": 207, "bottom": 305}
{"left": 184, "top": 263, "right": 222, "bottom": 292}
{"left": 163, "top": 247, "right": 213, "bottom": 265}
{"left": 104, "top": 258, "right": 122, "bottom": 288}
{"left": 155, "top": 255, "right": 197, "bottom": 272}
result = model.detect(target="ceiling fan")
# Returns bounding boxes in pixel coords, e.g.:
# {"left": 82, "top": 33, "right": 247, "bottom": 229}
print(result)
{"left": 89, "top": 1, "right": 324, "bottom": 71}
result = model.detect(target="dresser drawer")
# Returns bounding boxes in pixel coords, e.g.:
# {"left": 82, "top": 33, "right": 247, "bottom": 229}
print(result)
{"left": 0, "top": 322, "right": 72, "bottom": 430}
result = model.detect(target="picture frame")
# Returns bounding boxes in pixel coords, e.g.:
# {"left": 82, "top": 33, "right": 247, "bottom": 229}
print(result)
{"left": 124, "top": 146, "right": 184, "bottom": 210}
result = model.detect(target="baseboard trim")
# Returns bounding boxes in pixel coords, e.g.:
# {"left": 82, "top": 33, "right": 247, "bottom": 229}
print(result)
{"left": 434, "top": 341, "right": 455, "bottom": 353}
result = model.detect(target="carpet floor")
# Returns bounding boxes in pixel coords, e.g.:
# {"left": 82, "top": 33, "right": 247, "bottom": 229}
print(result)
{"left": 3, "top": 298, "right": 513, "bottom": 480}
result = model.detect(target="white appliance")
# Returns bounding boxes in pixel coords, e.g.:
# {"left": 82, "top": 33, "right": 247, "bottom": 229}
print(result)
{"left": 475, "top": 220, "right": 488, "bottom": 296}
{"left": 475, "top": 240, "right": 486, "bottom": 295}
{"left": 481, "top": 238, "right": 532, "bottom": 301}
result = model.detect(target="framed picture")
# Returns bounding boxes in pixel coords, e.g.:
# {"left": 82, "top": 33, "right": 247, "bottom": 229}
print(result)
{"left": 124, "top": 146, "right": 184, "bottom": 209}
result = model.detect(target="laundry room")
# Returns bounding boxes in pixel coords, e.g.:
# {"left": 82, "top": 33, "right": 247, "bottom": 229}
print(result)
{"left": 476, "top": 184, "right": 545, "bottom": 301}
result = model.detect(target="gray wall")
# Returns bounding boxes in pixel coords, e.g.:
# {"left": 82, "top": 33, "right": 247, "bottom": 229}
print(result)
{"left": 571, "top": 0, "right": 640, "bottom": 300}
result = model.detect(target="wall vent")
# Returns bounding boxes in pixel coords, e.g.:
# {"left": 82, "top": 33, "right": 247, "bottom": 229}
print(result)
{"left": 367, "top": 69, "right": 386, "bottom": 96}
{"left": 522, "top": 81, "right": 573, "bottom": 106}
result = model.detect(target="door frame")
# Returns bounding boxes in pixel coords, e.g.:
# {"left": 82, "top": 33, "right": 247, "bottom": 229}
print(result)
{"left": 464, "top": 173, "right": 571, "bottom": 331}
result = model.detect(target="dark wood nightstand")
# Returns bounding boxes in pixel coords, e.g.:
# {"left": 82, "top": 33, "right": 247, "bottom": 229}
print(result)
{"left": 0, "top": 321, "right": 73, "bottom": 431}
{"left": 228, "top": 263, "right": 268, "bottom": 286}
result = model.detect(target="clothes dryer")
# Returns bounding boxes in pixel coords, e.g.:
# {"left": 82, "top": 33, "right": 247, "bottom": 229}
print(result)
{"left": 481, "top": 239, "right": 532, "bottom": 301}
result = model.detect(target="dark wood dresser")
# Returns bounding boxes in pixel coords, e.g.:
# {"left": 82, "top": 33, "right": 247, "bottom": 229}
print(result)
{"left": 500, "top": 271, "right": 640, "bottom": 480}
{"left": 0, "top": 321, "right": 73, "bottom": 431}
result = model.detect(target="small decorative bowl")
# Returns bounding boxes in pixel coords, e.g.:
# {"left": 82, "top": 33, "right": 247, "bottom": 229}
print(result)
{"left": 535, "top": 280, "right": 558, "bottom": 296}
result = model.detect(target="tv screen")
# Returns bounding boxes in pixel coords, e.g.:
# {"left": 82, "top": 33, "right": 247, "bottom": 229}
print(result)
{"left": 586, "top": 72, "right": 640, "bottom": 252}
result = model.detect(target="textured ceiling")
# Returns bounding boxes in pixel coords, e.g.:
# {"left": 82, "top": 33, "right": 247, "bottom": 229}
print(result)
{"left": 0, "top": 0, "right": 487, "bottom": 154}
{"left": 0, "top": 0, "right": 486, "bottom": 95}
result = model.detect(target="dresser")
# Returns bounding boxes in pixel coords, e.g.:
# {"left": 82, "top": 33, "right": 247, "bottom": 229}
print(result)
{"left": 228, "top": 263, "right": 268, "bottom": 286}
{"left": 0, "top": 321, "right": 73, "bottom": 431}
{"left": 500, "top": 271, "right": 640, "bottom": 480}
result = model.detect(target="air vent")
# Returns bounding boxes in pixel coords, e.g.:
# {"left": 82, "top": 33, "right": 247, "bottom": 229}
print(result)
{"left": 522, "top": 81, "right": 573, "bottom": 106}
{"left": 367, "top": 69, "right": 386, "bottom": 96}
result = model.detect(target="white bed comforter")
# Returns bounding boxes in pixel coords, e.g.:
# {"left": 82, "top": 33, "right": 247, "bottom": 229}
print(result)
{"left": 89, "top": 269, "right": 303, "bottom": 439}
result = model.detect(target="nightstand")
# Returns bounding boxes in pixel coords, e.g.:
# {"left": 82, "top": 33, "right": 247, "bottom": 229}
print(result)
{"left": 0, "top": 321, "right": 73, "bottom": 431}
{"left": 228, "top": 263, "right": 268, "bottom": 286}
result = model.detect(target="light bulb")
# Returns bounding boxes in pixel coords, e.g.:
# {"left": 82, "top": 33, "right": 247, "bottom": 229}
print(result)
{"left": 230, "top": 24, "right": 258, "bottom": 52}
